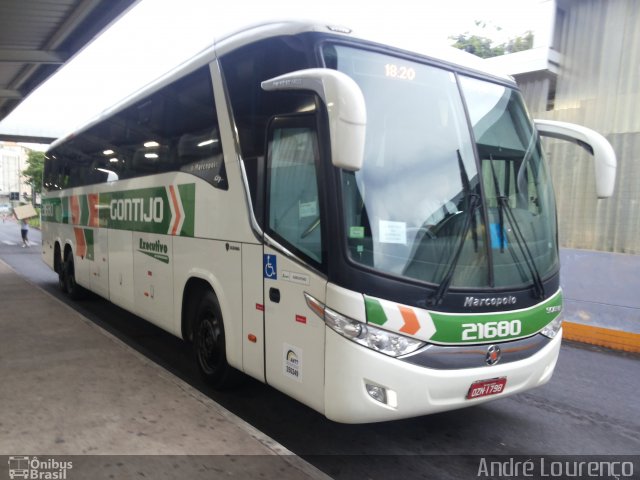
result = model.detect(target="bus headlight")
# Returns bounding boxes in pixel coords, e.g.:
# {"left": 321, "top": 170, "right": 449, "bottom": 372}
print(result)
{"left": 540, "top": 315, "right": 563, "bottom": 339}
{"left": 324, "top": 307, "right": 425, "bottom": 357}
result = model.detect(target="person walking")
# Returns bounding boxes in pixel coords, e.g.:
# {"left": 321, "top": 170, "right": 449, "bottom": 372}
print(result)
{"left": 20, "top": 218, "right": 29, "bottom": 247}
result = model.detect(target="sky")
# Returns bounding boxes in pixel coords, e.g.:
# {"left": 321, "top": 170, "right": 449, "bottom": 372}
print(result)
{"left": 0, "top": 0, "right": 551, "bottom": 145}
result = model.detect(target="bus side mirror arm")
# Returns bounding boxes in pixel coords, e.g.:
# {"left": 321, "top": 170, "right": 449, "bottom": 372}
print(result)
{"left": 534, "top": 119, "right": 617, "bottom": 198}
{"left": 261, "top": 68, "right": 367, "bottom": 171}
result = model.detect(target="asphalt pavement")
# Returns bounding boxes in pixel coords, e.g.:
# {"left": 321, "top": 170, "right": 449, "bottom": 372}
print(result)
{"left": 0, "top": 218, "right": 638, "bottom": 479}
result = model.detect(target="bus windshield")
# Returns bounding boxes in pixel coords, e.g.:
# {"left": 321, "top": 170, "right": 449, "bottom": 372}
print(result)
{"left": 325, "top": 44, "right": 558, "bottom": 290}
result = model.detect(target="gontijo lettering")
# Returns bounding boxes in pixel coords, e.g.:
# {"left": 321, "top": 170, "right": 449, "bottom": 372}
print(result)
{"left": 110, "top": 197, "right": 163, "bottom": 223}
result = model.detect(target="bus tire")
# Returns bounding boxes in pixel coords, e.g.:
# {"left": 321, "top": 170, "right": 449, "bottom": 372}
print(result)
{"left": 193, "top": 290, "right": 241, "bottom": 389}
{"left": 58, "top": 263, "right": 67, "bottom": 294}
{"left": 55, "top": 245, "right": 66, "bottom": 293}
{"left": 62, "top": 252, "right": 86, "bottom": 300}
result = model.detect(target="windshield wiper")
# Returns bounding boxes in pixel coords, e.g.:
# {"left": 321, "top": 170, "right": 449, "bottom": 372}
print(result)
{"left": 488, "top": 156, "right": 545, "bottom": 300}
{"left": 428, "top": 193, "right": 480, "bottom": 306}
{"left": 428, "top": 151, "right": 479, "bottom": 307}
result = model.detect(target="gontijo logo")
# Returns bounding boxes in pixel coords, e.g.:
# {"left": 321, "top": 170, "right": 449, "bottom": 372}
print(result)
{"left": 110, "top": 196, "right": 163, "bottom": 223}
{"left": 106, "top": 185, "right": 186, "bottom": 235}
{"left": 41, "top": 184, "right": 195, "bottom": 237}
{"left": 101, "top": 184, "right": 194, "bottom": 236}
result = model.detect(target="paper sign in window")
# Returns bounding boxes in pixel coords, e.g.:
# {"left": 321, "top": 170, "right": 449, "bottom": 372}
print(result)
{"left": 299, "top": 200, "right": 318, "bottom": 218}
{"left": 379, "top": 220, "right": 407, "bottom": 244}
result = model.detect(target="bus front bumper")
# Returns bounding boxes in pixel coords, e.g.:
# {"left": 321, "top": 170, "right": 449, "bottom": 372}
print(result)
{"left": 324, "top": 327, "right": 562, "bottom": 423}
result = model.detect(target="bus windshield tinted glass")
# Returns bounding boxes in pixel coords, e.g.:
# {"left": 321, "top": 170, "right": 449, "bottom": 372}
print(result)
{"left": 459, "top": 75, "right": 558, "bottom": 288}
{"left": 326, "top": 44, "right": 558, "bottom": 289}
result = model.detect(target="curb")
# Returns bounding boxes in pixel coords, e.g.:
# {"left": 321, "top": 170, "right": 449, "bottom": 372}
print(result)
{"left": 563, "top": 321, "right": 640, "bottom": 354}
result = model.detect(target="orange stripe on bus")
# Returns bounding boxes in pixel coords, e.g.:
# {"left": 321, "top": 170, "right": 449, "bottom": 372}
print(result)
{"left": 70, "top": 195, "right": 80, "bottom": 225}
{"left": 169, "top": 185, "right": 181, "bottom": 236}
{"left": 398, "top": 305, "right": 420, "bottom": 335}
{"left": 87, "top": 193, "right": 99, "bottom": 227}
{"left": 73, "top": 228, "right": 86, "bottom": 258}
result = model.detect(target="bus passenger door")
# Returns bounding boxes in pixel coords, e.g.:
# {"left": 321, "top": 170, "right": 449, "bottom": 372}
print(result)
{"left": 263, "top": 115, "right": 327, "bottom": 414}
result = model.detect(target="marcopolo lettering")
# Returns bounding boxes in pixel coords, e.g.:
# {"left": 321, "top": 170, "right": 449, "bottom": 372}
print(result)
{"left": 464, "top": 296, "right": 517, "bottom": 308}
{"left": 110, "top": 197, "right": 163, "bottom": 223}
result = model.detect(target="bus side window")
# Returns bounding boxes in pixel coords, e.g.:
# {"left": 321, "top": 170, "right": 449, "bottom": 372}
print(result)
{"left": 266, "top": 119, "right": 323, "bottom": 265}
{"left": 178, "top": 128, "right": 228, "bottom": 190}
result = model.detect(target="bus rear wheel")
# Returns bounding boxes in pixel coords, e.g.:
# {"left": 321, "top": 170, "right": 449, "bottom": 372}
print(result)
{"left": 57, "top": 263, "right": 67, "bottom": 294}
{"left": 61, "top": 252, "right": 86, "bottom": 300}
{"left": 193, "top": 290, "right": 240, "bottom": 389}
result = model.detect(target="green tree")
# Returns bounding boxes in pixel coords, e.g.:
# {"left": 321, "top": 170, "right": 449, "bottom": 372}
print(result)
{"left": 23, "top": 150, "right": 45, "bottom": 204}
{"left": 450, "top": 33, "right": 505, "bottom": 58}
{"left": 504, "top": 31, "right": 534, "bottom": 54}
{"left": 450, "top": 21, "right": 534, "bottom": 59}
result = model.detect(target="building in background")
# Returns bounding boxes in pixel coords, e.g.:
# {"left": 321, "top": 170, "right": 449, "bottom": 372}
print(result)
{"left": 487, "top": 0, "right": 639, "bottom": 255}
{"left": 0, "top": 142, "right": 29, "bottom": 204}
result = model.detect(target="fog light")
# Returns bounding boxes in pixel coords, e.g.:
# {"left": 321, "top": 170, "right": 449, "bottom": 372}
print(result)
{"left": 541, "top": 315, "right": 562, "bottom": 339}
{"left": 366, "top": 383, "right": 387, "bottom": 404}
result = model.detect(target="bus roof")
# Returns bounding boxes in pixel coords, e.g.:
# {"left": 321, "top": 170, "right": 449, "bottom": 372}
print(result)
{"left": 50, "top": 19, "right": 514, "bottom": 150}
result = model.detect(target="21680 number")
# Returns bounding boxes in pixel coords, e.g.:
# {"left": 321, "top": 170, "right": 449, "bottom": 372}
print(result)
{"left": 461, "top": 319, "right": 522, "bottom": 341}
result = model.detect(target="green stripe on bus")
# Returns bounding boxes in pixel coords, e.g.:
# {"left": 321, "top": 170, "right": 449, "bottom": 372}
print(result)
{"left": 100, "top": 186, "right": 170, "bottom": 234}
{"left": 428, "top": 291, "right": 563, "bottom": 344}
{"left": 363, "top": 291, "right": 562, "bottom": 344}
{"left": 364, "top": 297, "right": 388, "bottom": 326}
{"left": 43, "top": 184, "right": 196, "bottom": 236}
{"left": 80, "top": 194, "right": 89, "bottom": 226}
{"left": 62, "top": 196, "right": 70, "bottom": 224}
{"left": 178, "top": 183, "right": 195, "bottom": 237}
{"left": 84, "top": 228, "right": 94, "bottom": 261}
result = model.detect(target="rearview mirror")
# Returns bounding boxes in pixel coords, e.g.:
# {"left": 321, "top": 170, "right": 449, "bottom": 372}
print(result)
{"left": 262, "top": 68, "right": 366, "bottom": 171}
{"left": 534, "top": 119, "right": 617, "bottom": 198}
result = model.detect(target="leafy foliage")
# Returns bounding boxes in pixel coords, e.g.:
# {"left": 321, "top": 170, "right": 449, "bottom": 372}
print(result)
{"left": 450, "top": 33, "right": 505, "bottom": 58}
{"left": 450, "top": 20, "right": 534, "bottom": 59}
{"left": 22, "top": 150, "right": 45, "bottom": 196}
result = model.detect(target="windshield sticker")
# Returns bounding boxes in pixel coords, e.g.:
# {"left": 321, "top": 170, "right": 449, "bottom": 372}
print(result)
{"left": 349, "top": 226, "right": 365, "bottom": 239}
{"left": 379, "top": 220, "right": 407, "bottom": 244}
{"left": 490, "top": 223, "right": 508, "bottom": 249}
{"left": 299, "top": 200, "right": 317, "bottom": 218}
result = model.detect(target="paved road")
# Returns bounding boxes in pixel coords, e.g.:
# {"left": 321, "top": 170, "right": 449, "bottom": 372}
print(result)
{"left": 1, "top": 220, "right": 638, "bottom": 479}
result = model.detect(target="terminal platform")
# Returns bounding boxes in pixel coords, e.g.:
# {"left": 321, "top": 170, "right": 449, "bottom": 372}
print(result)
{"left": 0, "top": 259, "right": 328, "bottom": 479}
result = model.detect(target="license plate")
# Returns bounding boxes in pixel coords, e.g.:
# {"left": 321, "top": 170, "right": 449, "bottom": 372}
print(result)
{"left": 466, "top": 377, "right": 507, "bottom": 400}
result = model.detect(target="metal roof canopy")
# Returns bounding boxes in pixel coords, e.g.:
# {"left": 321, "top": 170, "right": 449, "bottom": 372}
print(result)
{"left": 0, "top": 0, "right": 138, "bottom": 143}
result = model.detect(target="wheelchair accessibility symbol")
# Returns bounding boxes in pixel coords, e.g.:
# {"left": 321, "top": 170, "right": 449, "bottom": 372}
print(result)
{"left": 263, "top": 254, "right": 277, "bottom": 280}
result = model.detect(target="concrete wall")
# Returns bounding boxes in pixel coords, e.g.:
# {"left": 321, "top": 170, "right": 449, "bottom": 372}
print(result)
{"left": 515, "top": 0, "right": 640, "bottom": 254}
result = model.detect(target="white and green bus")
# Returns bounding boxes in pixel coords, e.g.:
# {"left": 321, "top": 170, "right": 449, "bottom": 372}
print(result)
{"left": 41, "top": 21, "right": 616, "bottom": 423}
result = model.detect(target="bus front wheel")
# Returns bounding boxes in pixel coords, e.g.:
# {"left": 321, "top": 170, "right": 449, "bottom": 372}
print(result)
{"left": 193, "top": 290, "right": 240, "bottom": 389}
